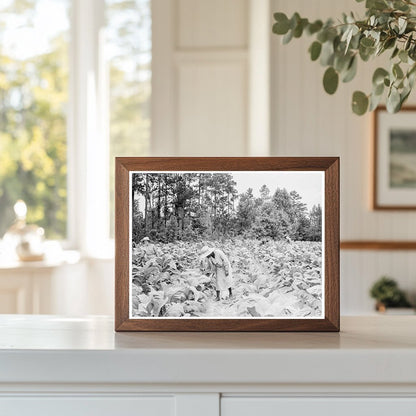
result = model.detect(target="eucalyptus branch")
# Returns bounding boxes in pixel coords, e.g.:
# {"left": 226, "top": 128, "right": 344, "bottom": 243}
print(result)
{"left": 272, "top": 0, "right": 416, "bottom": 115}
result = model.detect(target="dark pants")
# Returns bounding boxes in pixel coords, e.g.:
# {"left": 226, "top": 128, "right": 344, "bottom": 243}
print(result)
{"left": 216, "top": 287, "right": 232, "bottom": 300}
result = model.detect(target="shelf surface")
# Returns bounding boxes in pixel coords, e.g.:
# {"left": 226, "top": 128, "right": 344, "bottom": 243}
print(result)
{"left": 0, "top": 314, "right": 415, "bottom": 350}
{"left": 0, "top": 315, "right": 415, "bottom": 386}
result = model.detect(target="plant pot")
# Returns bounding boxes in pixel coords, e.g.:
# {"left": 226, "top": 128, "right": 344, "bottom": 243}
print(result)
{"left": 375, "top": 303, "right": 416, "bottom": 315}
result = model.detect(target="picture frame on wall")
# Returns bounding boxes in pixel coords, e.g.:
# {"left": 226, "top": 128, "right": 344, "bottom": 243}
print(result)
{"left": 374, "top": 106, "right": 416, "bottom": 210}
{"left": 115, "top": 157, "right": 339, "bottom": 332}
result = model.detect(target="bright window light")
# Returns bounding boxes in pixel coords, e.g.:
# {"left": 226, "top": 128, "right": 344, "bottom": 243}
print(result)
{"left": 0, "top": 0, "right": 151, "bottom": 252}
{"left": 0, "top": 0, "right": 70, "bottom": 239}
{"left": 106, "top": 0, "right": 151, "bottom": 237}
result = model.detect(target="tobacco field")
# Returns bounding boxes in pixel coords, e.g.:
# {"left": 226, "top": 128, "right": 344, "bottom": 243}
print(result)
{"left": 131, "top": 239, "right": 323, "bottom": 318}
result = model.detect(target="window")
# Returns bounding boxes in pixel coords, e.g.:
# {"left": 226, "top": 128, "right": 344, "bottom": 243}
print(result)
{"left": 106, "top": 0, "right": 151, "bottom": 237}
{"left": 0, "top": 0, "right": 70, "bottom": 239}
{"left": 0, "top": 0, "right": 151, "bottom": 251}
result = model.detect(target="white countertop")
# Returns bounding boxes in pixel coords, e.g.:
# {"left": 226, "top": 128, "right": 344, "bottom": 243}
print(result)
{"left": 0, "top": 315, "right": 415, "bottom": 386}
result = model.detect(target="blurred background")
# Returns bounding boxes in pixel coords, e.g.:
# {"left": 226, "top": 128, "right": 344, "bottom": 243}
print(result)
{"left": 0, "top": 0, "right": 415, "bottom": 316}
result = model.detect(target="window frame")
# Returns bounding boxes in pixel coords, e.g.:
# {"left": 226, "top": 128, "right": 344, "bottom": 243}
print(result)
{"left": 67, "top": 0, "right": 111, "bottom": 257}
{"left": 0, "top": 0, "right": 153, "bottom": 257}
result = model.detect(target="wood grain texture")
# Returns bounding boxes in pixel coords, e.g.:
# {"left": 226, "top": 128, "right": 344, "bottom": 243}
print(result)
{"left": 341, "top": 241, "right": 416, "bottom": 250}
{"left": 114, "top": 160, "right": 130, "bottom": 330}
{"left": 325, "top": 158, "right": 340, "bottom": 331}
{"left": 373, "top": 106, "right": 416, "bottom": 210}
{"left": 115, "top": 157, "right": 340, "bottom": 332}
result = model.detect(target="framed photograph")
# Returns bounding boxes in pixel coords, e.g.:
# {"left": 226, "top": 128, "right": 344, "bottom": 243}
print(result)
{"left": 374, "top": 106, "right": 416, "bottom": 209}
{"left": 115, "top": 157, "right": 339, "bottom": 332}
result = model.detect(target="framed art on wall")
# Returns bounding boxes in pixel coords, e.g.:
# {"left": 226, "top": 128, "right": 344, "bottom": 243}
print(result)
{"left": 374, "top": 106, "right": 416, "bottom": 210}
{"left": 115, "top": 157, "right": 339, "bottom": 331}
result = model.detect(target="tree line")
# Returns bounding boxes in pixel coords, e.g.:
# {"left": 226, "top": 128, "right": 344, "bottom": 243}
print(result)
{"left": 132, "top": 173, "right": 322, "bottom": 243}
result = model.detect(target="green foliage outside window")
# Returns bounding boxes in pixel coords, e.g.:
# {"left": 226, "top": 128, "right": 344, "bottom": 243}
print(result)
{"left": 0, "top": 0, "right": 151, "bottom": 240}
{"left": 0, "top": 0, "right": 69, "bottom": 238}
{"left": 107, "top": 0, "right": 151, "bottom": 237}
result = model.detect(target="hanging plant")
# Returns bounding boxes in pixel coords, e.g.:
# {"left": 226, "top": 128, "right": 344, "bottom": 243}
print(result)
{"left": 272, "top": 0, "right": 416, "bottom": 115}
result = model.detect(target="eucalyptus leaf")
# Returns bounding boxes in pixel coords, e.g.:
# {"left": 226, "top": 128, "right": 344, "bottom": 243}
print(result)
{"left": 320, "top": 40, "right": 335, "bottom": 66}
{"left": 323, "top": 67, "right": 339, "bottom": 94}
{"left": 273, "top": 13, "right": 290, "bottom": 34}
{"left": 372, "top": 67, "right": 389, "bottom": 86}
{"left": 401, "top": 87, "right": 411, "bottom": 106}
{"left": 393, "top": 63, "right": 404, "bottom": 79}
{"left": 398, "top": 17, "right": 407, "bottom": 34}
{"left": 373, "top": 82, "right": 385, "bottom": 96}
{"left": 408, "top": 64, "right": 416, "bottom": 81}
{"left": 307, "top": 20, "right": 323, "bottom": 35}
{"left": 360, "top": 37, "right": 375, "bottom": 48}
{"left": 341, "top": 26, "right": 351, "bottom": 43}
{"left": 293, "top": 18, "right": 308, "bottom": 38}
{"left": 342, "top": 56, "right": 357, "bottom": 82}
{"left": 309, "top": 41, "right": 322, "bottom": 61}
{"left": 391, "top": 47, "right": 399, "bottom": 59}
{"left": 334, "top": 52, "right": 352, "bottom": 72}
{"left": 408, "top": 70, "right": 416, "bottom": 88}
{"left": 409, "top": 64, "right": 416, "bottom": 75}
{"left": 386, "top": 87, "right": 401, "bottom": 112}
{"left": 347, "top": 13, "right": 356, "bottom": 24}
{"left": 282, "top": 29, "right": 294, "bottom": 44}
{"left": 366, "top": 0, "right": 388, "bottom": 10}
{"left": 369, "top": 92, "right": 383, "bottom": 111}
{"left": 290, "top": 13, "right": 301, "bottom": 30}
{"left": 343, "top": 25, "right": 359, "bottom": 52}
{"left": 405, "top": 34, "right": 413, "bottom": 50}
{"left": 409, "top": 45, "right": 416, "bottom": 60}
{"left": 393, "top": 0, "right": 409, "bottom": 11}
{"left": 317, "top": 29, "right": 329, "bottom": 43}
{"left": 352, "top": 91, "right": 369, "bottom": 115}
{"left": 359, "top": 44, "right": 375, "bottom": 61}
{"left": 383, "top": 37, "right": 396, "bottom": 50}
{"left": 399, "top": 50, "right": 408, "bottom": 63}
{"left": 350, "top": 32, "right": 361, "bottom": 49}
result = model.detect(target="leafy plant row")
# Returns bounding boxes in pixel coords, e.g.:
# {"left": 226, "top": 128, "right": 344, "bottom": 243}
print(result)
{"left": 131, "top": 239, "right": 323, "bottom": 318}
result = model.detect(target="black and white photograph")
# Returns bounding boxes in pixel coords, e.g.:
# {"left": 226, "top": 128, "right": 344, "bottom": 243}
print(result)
{"left": 129, "top": 171, "right": 324, "bottom": 319}
{"left": 374, "top": 107, "right": 416, "bottom": 209}
{"left": 390, "top": 129, "right": 416, "bottom": 189}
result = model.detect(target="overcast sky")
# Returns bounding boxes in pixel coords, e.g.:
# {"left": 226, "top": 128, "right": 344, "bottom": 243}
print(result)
{"left": 132, "top": 171, "right": 324, "bottom": 211}
{"left": 231, "top": 171, "right": 323, "bottom": 210}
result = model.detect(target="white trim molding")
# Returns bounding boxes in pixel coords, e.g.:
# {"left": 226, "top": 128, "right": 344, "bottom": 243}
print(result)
{"left": 69, "top": 0, "right": 109, "bottom": 256}
{"left": 151, "top": 0, "right": 272, "bottom": 158}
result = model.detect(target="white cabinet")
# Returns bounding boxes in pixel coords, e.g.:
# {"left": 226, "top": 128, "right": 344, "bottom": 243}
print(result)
{"left": 1, "top": 397, "right": 175, "bottom": 416}
{"left": 222, "top": 398, "right": 416, "bottom": 416}
{"left": 3, "top": 395, "right": 416, "bottom": 416}
{"left": 1, "top": 316, "right": 416, "bottom": 416}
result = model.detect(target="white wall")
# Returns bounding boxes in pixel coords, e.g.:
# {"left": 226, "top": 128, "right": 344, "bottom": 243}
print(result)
{"left": 152, "top": 0, "right": 271, "bottom": 157}
{"left": 271, "top": 0, "right": 416, "bottom": 313}
{"left": 45, "top": 0, "right": 416, "bottom": 316}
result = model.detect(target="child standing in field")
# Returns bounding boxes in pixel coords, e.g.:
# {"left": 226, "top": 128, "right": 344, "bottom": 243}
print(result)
{"left": 140, "top": 236, "right": 159, "bottom": 266}
{"left": 199, "top": 246, "right": 233, "bottom": 301}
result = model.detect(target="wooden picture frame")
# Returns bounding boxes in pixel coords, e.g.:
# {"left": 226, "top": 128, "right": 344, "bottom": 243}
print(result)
{"left": 115, "top": 157, "right": 339, "bottom": 332}
{"left": 373, "top": 106, "right": 416, "bottom": 210}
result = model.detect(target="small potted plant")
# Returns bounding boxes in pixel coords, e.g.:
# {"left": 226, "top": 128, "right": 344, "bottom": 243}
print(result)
{"left": 370, "top": 276, "right": 414, "bottom": 314}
